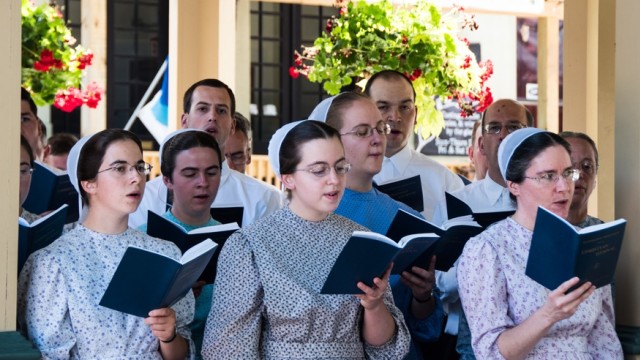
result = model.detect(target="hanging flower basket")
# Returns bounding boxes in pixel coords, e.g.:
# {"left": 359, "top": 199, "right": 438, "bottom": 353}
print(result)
{"left": 21, "top": 0, "right": 103, "bottom": 112}
{"left": 291, "top": 0, "right": 493, "bottom": 139}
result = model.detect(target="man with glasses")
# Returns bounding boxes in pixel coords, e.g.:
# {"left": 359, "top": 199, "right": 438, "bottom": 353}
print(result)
{"left": 431, "top": 99, "right": 533, "bottom": 360}
{"left": 365, "top": 70, "right": 465, "bottom": 222}
{"left": 224, "top": 112, "right": 252, "bottom": 173}
{"left": 129, "top": 79, "right": 282, "bottom": 228}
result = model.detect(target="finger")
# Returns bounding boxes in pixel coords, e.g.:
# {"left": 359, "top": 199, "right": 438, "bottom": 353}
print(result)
{"left": 553, "top": 277, "right": 581, "bottom": 296}
{"left": 429, "top": 255, "right": 436, "bottom": 271}
{"left": 356, "top": 281, "right": 375, "bottom": 296}
{"left": 379, "top": 263, "right": 393, "bottom": 282}
{"left": 148, "top": 307, "right": 175, "bottom": 318}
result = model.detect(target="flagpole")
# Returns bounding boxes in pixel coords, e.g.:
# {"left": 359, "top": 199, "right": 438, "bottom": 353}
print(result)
{"left": 123, "top": 58, "right": 168, "bottom": 131}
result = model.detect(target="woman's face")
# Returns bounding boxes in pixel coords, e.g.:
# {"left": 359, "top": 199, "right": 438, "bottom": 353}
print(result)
{"left": 281, "top": 137, "right": 348, "bottom": 221}
{"left": 19, "top": 146, "right": 32, "bottom": 208}
{"left": 83, "top": 139, "right": 146, "bottom": 216}
{"left": 508, "top": 144, "right": 575, "bottom": 221}
{"left": 164, "top": 147, "right": 221, "bottom": 222}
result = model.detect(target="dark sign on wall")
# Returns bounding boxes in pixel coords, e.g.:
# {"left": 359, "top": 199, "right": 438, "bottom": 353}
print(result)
{"left": 419, "top": 99, "right": 480, "bottom": 157}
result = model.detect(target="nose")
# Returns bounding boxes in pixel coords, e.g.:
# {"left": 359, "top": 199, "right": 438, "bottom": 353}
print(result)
{"left": 196, "top": 171, "right": 208, "bottom": 187}
{"left": 326, "top": 167, "right": 340, "bottom": 184}
{"left": 556, "top": 175, "right": 573, "bottom": 192}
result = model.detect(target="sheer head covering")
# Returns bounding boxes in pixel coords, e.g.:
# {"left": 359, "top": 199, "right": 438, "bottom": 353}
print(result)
{"left": 308, "top": 95, "right": 338, "bottom": 122}
{"left": 67, "top": 134, "right": 95, "bottom": 194}
{"left": 267, "top": 120, "right": 308, "bottom": 178}
{"left": 498, "top": 127, "right": 545, "bottom": 181}
{"left": 158, "top": 128, "right": 202, "bottom": 166}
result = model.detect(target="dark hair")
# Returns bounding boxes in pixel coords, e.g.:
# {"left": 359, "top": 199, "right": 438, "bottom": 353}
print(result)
{"left": 160, "top": 131, "right": 222, "bottom": 181}
{"left": 363, "top": 70, "right": 416, "bottom": 101}
{"left": 77, "top": 129, "right": 142, "bottom": 203}
{"left": 505, "top": 132, "right": 571, "bottom": 200}
{"left": 21, "top": 88, "right": 37, "bottom": 117}
{"left": 20, "top": 135, "right": 35, "bottom": 167}
{"left": 325, "top": 92, "right": 372, "bottom": 130}
{"left": 280, "top": 121, "right": 342, "bottom": 176}
{"left": 559, "top": 131, "right": 599, "bottom": 168}
{"left": 183, "top": 79, "right": 236, "bottom": 116}
{"left": 481, "top": 100, "right": 534, "bottom": 131}
{"left": 233, "top": 112, "right": 252, "bottom": 140}
{"left": 47, "top": 133, "right": 78, "bottom": 155}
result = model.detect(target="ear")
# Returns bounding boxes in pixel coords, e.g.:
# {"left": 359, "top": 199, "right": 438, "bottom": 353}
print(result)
{"left": 81, "top": 180, "right": 97, "bottom": 195}
{"left": 507, "top": 180, "right": 520, "bottom": 198}
{"left": 479, "top": 135, "right": 487, "bottom": 156}
{"left": 180, "top": 114, "right": 189, "bottom": 129}
{"left": 42, "top": 144, "right": 52, "bottom": 161}
{"left": 468, "top": 144, "right": 474, "bottom": 160}
{"left": 230, "top": 116, "right": 237, "bottom": 135}
{"left": 246, "top": 152, "right": 252, "bottom": 165}
{"left": 281, "top": 174, "right": 295, "bottom": 190}
{"left": 163, "top": 175, "right": 173, "bottom": 190}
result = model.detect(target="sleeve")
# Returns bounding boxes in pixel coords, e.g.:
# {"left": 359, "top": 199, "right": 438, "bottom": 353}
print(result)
{"left": 457, "top": 236, "right": 511, "bottom": 359}
{"left": 588, "top": 286, "right": 624, "bottom": 358}
{"left": 390, "top": 277, "right": 445, "bottom": 343}
{"left": 201, "top": 232, "right": 263, "bottom": 360}
{"left": 431, "top": 200, "right": 448, "bottom": 227}
{"left": 18, "top": 252, "right": 76, "bottom": 359}
{"left": 444, "top": 169, "right": 466, "bottom": 192}
{"left": 364, "top": 284, "right": 412, "bottom": 359}
{"left": 171, "top": 271, "right": 196, "bottom": 359}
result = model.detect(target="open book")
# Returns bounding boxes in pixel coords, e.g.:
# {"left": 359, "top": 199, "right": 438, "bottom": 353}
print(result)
{"left": 18, "top": 204, "right": 68, "bottom": 273}
{"left": 386, "top": 209, "right": 483, "bottom": 271}
{"left": 22, "top": 161, "right": 80, "bottom": 224}
{"left": 445, "top": 192, "right": 514, "bottom": 228}
{"left": 374, "top": 175, "right": 424, "bottom": 212}
{"left": 320, "top": 231, "right": 439, "bottom": 294}
{"left": 146, "top": 211, "right": 239, "bottom": 283}
{"left": 99, "top": 239, "right": 217, "bottom": 317}
{"left": 525, "top": 207, "right": 626, "bottom": 290}
{"left": 209, "top": 205, "right": 244, "bottom": 227}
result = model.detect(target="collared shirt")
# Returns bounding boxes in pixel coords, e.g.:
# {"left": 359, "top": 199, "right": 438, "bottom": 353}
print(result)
{"left": 434, "top": 175, "right": 516, "bottom": 336}
{"left": 374, "top": 144, "right": 465, "bottom": 221}
{"left": 129, "top": 161, "right": 283, "bottom": 228}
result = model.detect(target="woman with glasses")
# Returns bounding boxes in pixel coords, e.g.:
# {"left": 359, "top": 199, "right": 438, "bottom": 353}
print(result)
{"left": 457, "top": 128, "right": 622, "bottom": 358}
{"left": 140, "top": 129, "right": 222, "bottom": 359}
{"left": 310, "top": 92, "right": 444, "bottom": 360}
{"left": 19, "top": 135, "right": 38, "bottom": 223}
{"left": 18, "top": 129, "right": 195, "bottom": 359}
{"left": 203, "top": 120, "right": 410, "bottom": 359}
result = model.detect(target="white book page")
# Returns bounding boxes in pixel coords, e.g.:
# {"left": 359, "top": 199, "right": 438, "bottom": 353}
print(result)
{"left": 352, "top": 231, "right": 398, "bottom": 248}
{"left": 188, "top": 222, "right": 239, "bottom": 235}
{"left": 181, "top": 239, "right": 217, "bottom": 264}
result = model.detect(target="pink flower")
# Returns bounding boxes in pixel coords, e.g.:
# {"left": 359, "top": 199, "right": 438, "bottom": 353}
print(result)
{"left": 289, "top": 66, "right": 300, "bottom": 79}
{"left": 77, "top": 52, "right": 93, "bottom": 70}
{"left": 54, "top": 87, "right": 83, "bottom": 112}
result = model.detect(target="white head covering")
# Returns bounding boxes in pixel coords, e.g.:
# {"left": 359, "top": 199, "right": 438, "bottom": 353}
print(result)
{"left": 498, "top": 127, "right": 545, "bottom": 181}
{"left": 267, "top": 120, "right": 308, "bottom": 178}
{"left": 66, "top": 134, "right": 95, "bottom": 194}
{"left": 308, "top": 95, "right": 338, "bottom": 122}
{"left": 158, "top": 128, "right": 203, "bottom": 166}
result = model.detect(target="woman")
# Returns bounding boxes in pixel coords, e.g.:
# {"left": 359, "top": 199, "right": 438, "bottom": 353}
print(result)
{"left": 19, "top": 135, "right": 38, "bottom": 223}
{"left": 458, "top": 128, "right": 622, "bottom": 359}
{"left": 202, "top": 120, "right": 410, "bottom": 359}
{"left": 143, "top": 129, "right": 222, "bottom": 359}
{"left": 18, "top": 129, "right": 195, "bottom": 359}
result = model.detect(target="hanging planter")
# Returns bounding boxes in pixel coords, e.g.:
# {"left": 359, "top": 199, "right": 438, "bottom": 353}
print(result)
{"left": 291, "top": 0, "right": 493, "bottom": 139}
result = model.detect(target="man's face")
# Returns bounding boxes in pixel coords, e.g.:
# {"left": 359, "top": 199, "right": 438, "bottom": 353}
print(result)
{"left": 367, "top": 77, "right": 417, "bottom": 157}
{"left": 180, "top": 86, "right": 235, "bottom": 152}
{"left": 566, "top": 137, "right": 597, "bottom": 214}
{"left": 21, "top": 100, "right": 41, "bottom": 156}
{"left": 479, "top": 100, "right": 528, "bottom": 180}
{"left": 224, "top": 131, "right": 251, "bottom": 173}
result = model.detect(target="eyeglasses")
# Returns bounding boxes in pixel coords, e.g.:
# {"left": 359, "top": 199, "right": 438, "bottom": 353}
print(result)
{"left": 225, "top": 151, "right": 249, "bottom": 165}
{"left": 573, "top": 160, "right": 597, "bottom": 177}
{"left": 483, "top": 122, "right": 527, "bottom": 135}
{"left": 19, "top": 165, "right": 33, "bottom": 177}
{"left": 97, "top": 162, "right": 153, "bottom": 176}
{"left": 340, "top": 120, "right": 391, "bottom": 138}
{"left": 523, "top": 168, "right": 580, "bottom": 186}
{"left": 295, "top": 161, "right": 351, "bottom": 178}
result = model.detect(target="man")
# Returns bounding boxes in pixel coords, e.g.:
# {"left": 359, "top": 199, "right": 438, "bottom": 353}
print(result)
{"left": 468, "top": 119, "right": 487, "bottom": 181}
{"left": 129, "top": 79, "right": 282, "bottom": 228}
{"left": 224, "top": 112, "right": 252, "bottom": 173}
{"left": 364, "top": 70, "right": 465, "bottom": 221}
{"left": 433, "top": 98, "right": 532, "bottom": 359}
{"left": 21, "top": 88, "right": 44, "bottom": 160}
{"left": 43, "top": 133, "right": 78, "bottom": 171}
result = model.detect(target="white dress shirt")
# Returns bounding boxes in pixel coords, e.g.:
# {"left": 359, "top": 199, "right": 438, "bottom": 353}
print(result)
{"left": 434, "top": 175, "right": 516, "bottom": 335}
{"left": 374, "top": 145, "right": 465, "bottom": 221}
{"left": 129, "top": 161, "right": 283, "bottom": 228}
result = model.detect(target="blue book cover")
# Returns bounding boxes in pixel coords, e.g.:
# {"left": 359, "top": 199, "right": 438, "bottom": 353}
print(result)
{"left": 374, "top": 174, "right": 424, "bottom": 212}
{"left": 386, "top": 209, "right": 483, "bottom": 271}
{"left": 525, "top": 207, "right": 626, "bottom": 290}
{"left": 99, "top": 239, "right": 217, "bottom": 318}
{"left": 146, "top": 210, "right": 238, "bottom": 284}
{"left": 18, "top": 204, "right": 68, "bottom": 273}
{"left": 320, "top": 231, "right": 438, "bottom": 295}
{"left": 22, "top": 162, "right": 79, "bottom": 223}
